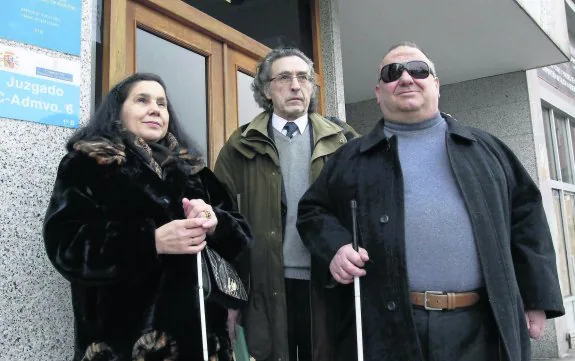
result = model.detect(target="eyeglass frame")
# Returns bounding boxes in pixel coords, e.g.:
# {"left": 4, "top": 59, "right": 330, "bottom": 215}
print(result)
{"left": 269, "top": 72, "right": 314, "bottom": 85}
{"left": 379, "top": 60, "right": 435, "bottom": 84}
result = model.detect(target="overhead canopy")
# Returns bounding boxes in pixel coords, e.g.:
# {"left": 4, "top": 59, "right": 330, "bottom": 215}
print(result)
{"left": 338, "top": 0, "right": 570, "bottom": 103}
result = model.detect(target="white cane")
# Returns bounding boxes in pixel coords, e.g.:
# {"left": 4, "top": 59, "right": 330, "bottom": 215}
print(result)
{"left": 350, "top": 200, "right": 364, "bottom": 361}
{"left": 197, "top": 251, "right": 209, "bottom": 361}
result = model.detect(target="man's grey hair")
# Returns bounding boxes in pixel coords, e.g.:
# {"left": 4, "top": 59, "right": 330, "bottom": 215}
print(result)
{"left": 252, "top": 47, "right": 318, "bottom": 113}
{"left": 379, "top": 41, "right": 438, "bottom": 78}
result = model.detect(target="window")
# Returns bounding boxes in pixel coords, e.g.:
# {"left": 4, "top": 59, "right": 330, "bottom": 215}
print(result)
{"left": 542, "top": 105, "right": 575, "bottom": 298}
{"left": 543, "top": 107, "right": 575, "bottom": 184}
{"left": 543, "top": 107, "right": 558, "bottom": 180}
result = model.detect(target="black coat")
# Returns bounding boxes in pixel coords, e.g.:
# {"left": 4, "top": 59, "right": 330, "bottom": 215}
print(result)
{"left": 297, "top": 114, "right": 564, "bottom": 361}
{"left": 43, "top": 138, "right": 252, "bottom": 360}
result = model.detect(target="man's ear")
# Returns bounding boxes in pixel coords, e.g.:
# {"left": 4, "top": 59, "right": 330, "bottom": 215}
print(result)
{"left": 265, "top": 86, "right": 272, "bottom": 100}
{"left": 374, "top": 84, "right": 382, "bottom": 104}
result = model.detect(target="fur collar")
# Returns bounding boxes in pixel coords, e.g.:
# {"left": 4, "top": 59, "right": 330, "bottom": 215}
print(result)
{"left": 73, "top": 137, "right": 126, "bottom": 166}
{"left": 73, "top": 134, "right": 205, "bottom": 177}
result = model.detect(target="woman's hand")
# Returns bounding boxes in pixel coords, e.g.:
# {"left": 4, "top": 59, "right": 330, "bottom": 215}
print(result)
{"left": 182, "top": 198, "right": 218, "bottom": 235}
{"left": 154, "top": 218, "right": 208, "bottom": 254}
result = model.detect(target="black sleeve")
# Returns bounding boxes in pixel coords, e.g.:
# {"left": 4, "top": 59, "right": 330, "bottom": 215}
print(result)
{"left": 43, "top": 153, "right": 159, "bottom": 286}
{"left": 492, "top": 136, "right": 565, "bottom": 318}
{"left": 297, "top": 149, "right": 353, "bottom": 285}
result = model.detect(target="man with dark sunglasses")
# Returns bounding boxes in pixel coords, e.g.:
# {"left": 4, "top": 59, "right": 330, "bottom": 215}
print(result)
{"left": 297, "top": 42, "right": 564, "bottom": 361}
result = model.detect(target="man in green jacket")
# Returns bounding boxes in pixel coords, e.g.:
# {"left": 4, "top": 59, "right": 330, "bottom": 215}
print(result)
{"left": 214, "top": 47, "right": 358, "bottom": 361}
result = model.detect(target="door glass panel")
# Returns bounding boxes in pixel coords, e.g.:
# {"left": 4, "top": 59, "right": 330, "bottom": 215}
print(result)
{"left": 136, "top": 28, "right": 208, "bottom": 156}
{"left": 542, "top": 107, "right": 558, "bottom": 180}
{"left": 237, "top": 71, "right": 262, "bottom": 127}
{"left": 553, "top": 189, "right": 572, "bottom": 296}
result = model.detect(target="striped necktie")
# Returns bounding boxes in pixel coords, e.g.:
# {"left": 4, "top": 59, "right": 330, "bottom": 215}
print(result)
{"left": 283, "top": 122, "right": 299, "bottom": 138}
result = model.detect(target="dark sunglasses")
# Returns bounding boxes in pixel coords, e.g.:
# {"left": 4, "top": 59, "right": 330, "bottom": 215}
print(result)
{"left": 379, "top": 60, "right": 434, "bottom": 83}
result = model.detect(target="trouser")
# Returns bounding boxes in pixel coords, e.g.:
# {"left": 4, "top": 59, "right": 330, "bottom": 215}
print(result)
{"left": 412, "top": 298, "right": 501, "bottom": 361}
{"left": 285, "top": 278, "right": 312, "bottom": 361}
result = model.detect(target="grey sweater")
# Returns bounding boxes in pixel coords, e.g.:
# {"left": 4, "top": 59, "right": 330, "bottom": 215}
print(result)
{"left": 384, "top": 113, "right": 483, "bottom": 292}
{"left": 275, "top": 126, "right": 312, "bottom": 280}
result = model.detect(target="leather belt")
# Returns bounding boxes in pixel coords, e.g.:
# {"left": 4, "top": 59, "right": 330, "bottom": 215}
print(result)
{"left": 410, "top": 291, "right": 480, "bottom": 311}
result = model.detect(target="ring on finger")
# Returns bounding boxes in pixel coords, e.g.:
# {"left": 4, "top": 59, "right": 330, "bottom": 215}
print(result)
{"left": 202, "top": 210, "right": 212, "bottom": 219}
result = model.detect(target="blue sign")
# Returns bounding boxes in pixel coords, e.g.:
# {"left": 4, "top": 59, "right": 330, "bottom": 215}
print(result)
{"left": 0, "top": 0, "right": 82, "bottom": 55}
{"left": 0, "top": 70, "right": 80, "bottom": 128}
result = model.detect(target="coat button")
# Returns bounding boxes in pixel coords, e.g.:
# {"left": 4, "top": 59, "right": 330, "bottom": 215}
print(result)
{"left": 387, "top": 301, "right": 396, "bottom": 311}
{"left": 271, "top": 231, "right": 276, "bottom": 236}
{"left": 380, "top": 214, "right": 389, "bottom": 223}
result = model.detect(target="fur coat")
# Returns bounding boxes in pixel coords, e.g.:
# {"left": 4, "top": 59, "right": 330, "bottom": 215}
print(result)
{"left": 43, "top": 135, "right": 252, "bottom": 361}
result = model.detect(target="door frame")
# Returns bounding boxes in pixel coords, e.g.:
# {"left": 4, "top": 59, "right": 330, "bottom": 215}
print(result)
{"left": 102, "top": 0, "right": 271, "bottom": 89}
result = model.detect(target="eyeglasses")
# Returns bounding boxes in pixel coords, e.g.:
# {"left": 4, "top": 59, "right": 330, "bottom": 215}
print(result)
{"left": 270, "top": 73, "right": 313, "bottom": 85}
{"left": 379, "top": 61, "right": 434, "bottom": 83}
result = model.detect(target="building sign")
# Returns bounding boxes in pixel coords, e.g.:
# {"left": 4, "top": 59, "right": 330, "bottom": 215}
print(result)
{"left": 538, "top": 44, "right": 575, "bottom": 100}
{"left": 0, "top": 44, "right": 80, "bottom": 128}
{"left": 0, "top": 0, "right": 82, "bottom": 55}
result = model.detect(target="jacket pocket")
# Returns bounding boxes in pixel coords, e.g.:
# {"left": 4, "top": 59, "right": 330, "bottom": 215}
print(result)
{"left": 245, "top": 291, "right": 272, "bottom": 360}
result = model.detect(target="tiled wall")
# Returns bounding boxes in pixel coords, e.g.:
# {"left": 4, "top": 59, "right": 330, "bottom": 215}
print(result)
{"left": 0, "top": 0, "right": 94, "bottom": 359}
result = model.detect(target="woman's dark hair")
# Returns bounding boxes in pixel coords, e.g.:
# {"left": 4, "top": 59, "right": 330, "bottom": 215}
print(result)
{"left": 66, "top": 72, "right": 198, "bottom": 154}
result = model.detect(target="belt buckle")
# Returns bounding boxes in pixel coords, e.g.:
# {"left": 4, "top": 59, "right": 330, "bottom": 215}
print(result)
{"left": 424, "top": 290, "right": 444, "bottom": 311}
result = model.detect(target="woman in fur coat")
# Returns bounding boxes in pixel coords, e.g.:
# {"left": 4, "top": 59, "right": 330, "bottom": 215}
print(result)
{"left": 43, "top": 72, "right": 252, "bottom": 361}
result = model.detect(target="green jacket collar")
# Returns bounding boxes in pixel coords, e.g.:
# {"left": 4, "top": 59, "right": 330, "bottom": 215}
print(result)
{"left": 236, "top": 111, "right": 346, "bottom": 164}
{"left": 241, "top": 111, "right": 271, "bottom": 140}
{"left": 308, "top": 112, "right": 347, "bottom": 160}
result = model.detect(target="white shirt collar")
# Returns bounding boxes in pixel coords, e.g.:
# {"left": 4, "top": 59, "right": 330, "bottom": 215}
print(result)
{"left": 271, "top": 113, "right": 309, "bottom": 135}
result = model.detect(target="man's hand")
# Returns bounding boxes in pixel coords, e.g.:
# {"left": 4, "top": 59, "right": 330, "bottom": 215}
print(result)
{"left": 183, "top": 198, "right": 218, "bottom": 235}
{"left": 227, "top": 309, "right": 240, "bottom": 344}
{"left": 329, "top": 244, "right": 369, "bottom": 284}
{"left": 154, "top": 218, "right": 208, "bottom": 254}
{"left": 525, "top": 310, "right": 547, "bottom": 340}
